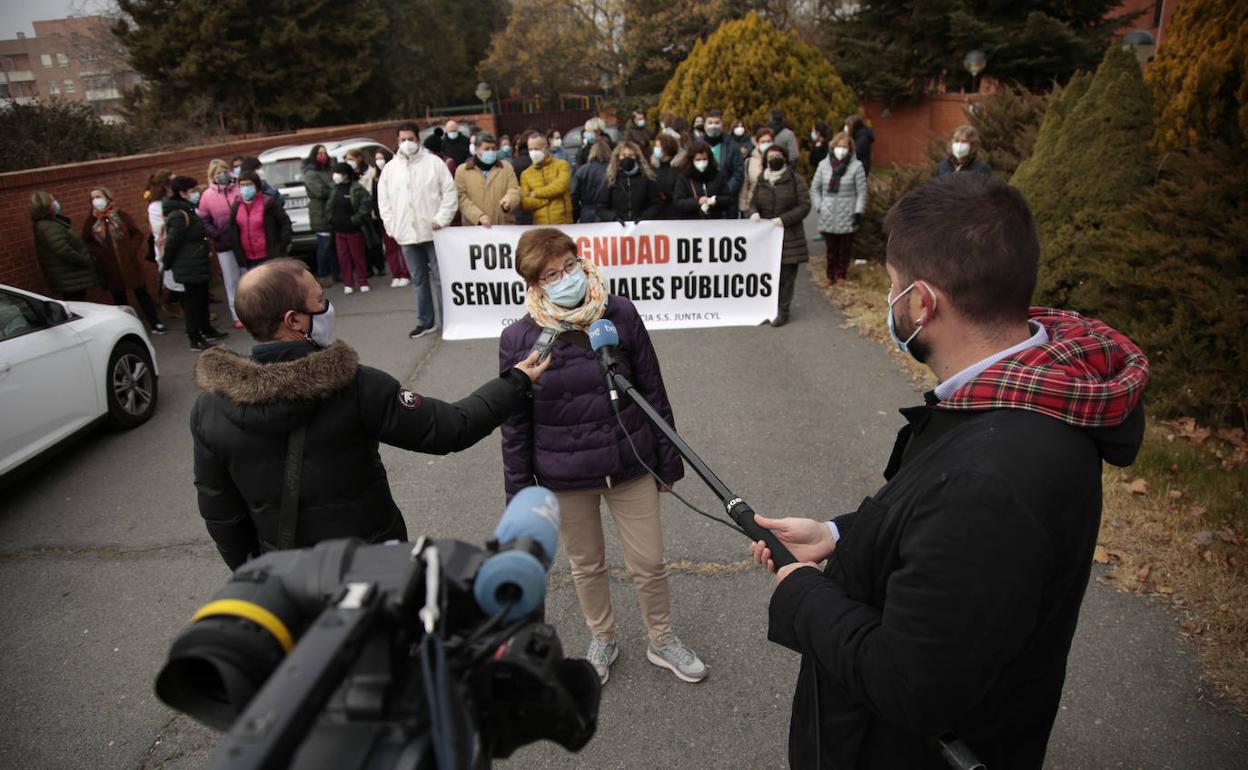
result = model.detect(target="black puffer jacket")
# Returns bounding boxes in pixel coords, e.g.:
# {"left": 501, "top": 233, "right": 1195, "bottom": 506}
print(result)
{"left": 191, "top": 341, "right": 532, "bottom": 569}
{"left": 607, "top": 170, "right": 660, "bottom": 221}
{"left": 161, "top": 196, "right": 211, "bottom": 284}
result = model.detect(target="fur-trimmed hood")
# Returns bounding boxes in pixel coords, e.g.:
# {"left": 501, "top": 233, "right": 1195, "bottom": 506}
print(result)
{"left": 195, "top": 341, "right": 359, "bottom": 404}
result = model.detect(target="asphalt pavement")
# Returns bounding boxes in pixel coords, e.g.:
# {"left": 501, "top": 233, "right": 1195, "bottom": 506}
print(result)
{"left": 1, "top": 236, "right": 1244, "bottom": 769}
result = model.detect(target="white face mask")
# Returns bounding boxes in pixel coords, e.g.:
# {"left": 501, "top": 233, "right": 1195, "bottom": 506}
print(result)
{"left": 551, "top": 137, "right": 562, "bottom": 148}
{"left": 952, "top": 141, "right": 971, "bottom": 159}
{"left": 305, "top": 301, "right": 335, "bottom": 348}
{"left": 833, "top": 146, "right": 849, "bottom": 160}
{"left": 758, "top": 141, "right": 773, "bottom": 155}
{"left": 376, "top": 158, "right": 387, "bottom": 170}
{"left": 693, "top": 159, "right": 709, "bottom": 172}
{"left": 399, "top": 139, "right": 419, "bottom": 156}
{"left": 811, "top": 131, "right": 819, "bottom": 142}
{"left": 346, "top": 159, "right": 358, "bottom": 170}
{"left": 529, "top": 149, "right": 545, "bottom": 165}
{"left": 447, "top": 130, "right": 459, "bottom": 139}
{"left": 91, "top": 197, "right": 108, "bottom": 211}
{"left": 733, "top": 126, "right": 745, "bottom": 136}
{"left": 332, "top": 173, "right": 346, "bottom": 185}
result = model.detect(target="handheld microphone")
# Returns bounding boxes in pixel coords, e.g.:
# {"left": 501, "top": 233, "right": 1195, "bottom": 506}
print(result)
{"left": 587, "top": 319, "right": 621, "bottom": 406}
{"left": 474, "top": 486, "right": 561, "bottom": 621}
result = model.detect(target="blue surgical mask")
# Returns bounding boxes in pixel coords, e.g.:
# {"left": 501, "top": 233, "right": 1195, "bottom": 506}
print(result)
{"left": 584, "top": 131, "right": 596, "bottom": 143}
{"left": 546, "top": 266, "right": 588, "bottom": 308}
{"left": 480, "top": 150, "right": 498, "bottom": 165}
{"left": 240, "top": 185, "right": 257, "bottom": 202}
{"left": 499, "top": 146, "right": 512, "bottom": 158}
{"left": 52, "top": 200, "right": 61, "bottom": 215}
{"left": 887, "top": 282, "right": 926, "bottom": 359}
{"left": 190, "top": 191, "right": 201, "bottom": 205}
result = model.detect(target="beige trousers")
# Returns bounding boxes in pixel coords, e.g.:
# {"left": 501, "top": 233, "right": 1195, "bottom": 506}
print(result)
{"left": 556, "top": 474, "right": 674, "bottom": 647}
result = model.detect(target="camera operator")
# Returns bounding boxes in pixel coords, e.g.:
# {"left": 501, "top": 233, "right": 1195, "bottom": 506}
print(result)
{"left": 191, "top": 258, "right": 551, "bottom": 569}
{"left": 750, "top": 173, "right": 1150, "bottom": 768}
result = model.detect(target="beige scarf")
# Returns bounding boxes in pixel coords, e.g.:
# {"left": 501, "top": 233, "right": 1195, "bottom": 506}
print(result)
{"left": 525, "top": 257, "right": 609, "bottom": 330}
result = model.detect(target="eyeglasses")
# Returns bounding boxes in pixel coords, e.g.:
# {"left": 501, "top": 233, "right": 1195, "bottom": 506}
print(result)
{"left": 540, "top": 257, "right": 581, "bottom": 286}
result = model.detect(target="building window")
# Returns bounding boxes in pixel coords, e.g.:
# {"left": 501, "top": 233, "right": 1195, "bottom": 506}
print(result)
{"left": 81, "top": 53, "right": 100, "bottom": 64}
{"left": 2, "top": 57, "right": 13, "bottom": 70}
{"left": 48, "top": 80, "right": 60, "bottom": 94}
{"left": 0, "top": 84, "right": 11, "bottom": 99}
{"left": 40, "top": 54, "right": 53, "bottom": 68}
{"left": 62, "top": 79, "right": 75, "bottom": 93}
{"left": 56, "top": 53, "right": 70, "bottom": 68}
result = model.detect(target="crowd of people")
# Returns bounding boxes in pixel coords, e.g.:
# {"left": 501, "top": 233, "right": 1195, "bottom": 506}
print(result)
{"left": 28, "top": 110, "right": 991, "bottom": 343}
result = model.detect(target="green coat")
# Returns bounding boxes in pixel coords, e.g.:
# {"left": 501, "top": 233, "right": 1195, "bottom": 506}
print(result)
{"left": 750, "top": 168, "right": 812, "bottom": 265}
{"left": 34, "top": 214, "right": 99, "bottom": 295}
{"left": 302, "top": 164, "right": 334, "bottom": 234}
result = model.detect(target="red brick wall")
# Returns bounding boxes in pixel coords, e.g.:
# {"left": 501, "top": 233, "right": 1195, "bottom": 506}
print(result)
{"left": 0, "top": 113, "right": 494, "bottom": 295}
{"left": 862, "top": 93, "right": 982, "bottom": 169}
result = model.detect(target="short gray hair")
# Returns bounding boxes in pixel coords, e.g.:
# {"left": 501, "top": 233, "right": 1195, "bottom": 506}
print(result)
{"left": 475, "top": 132, "right": 497, "bottom": 146}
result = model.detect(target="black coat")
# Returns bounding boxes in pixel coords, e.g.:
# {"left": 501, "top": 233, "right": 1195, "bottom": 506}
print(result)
{"left": 672, "top": 170, "right": 730, "bottom": 219}
{"left": 769, "top": 400, "right": 1146, "bottom": 769}
{"left": 853, "top": 126, "right": 875, "bottom": 174}
{"left": 749, "top": 168, "right": 812, "bottom": 265}
{"left": 572, "top": 160, "right": 609, "bottom": 223}
{"left": 229, "top": 194, "right": 293, "bottom": 263}
{"left": 191, "top": 341, "right": 532, "bottom": 569}
{"left": 653, "top": 161, "right": 682, "bottom": 219}
{"left": 161, "top": 196, "right": 211, "bottom": 285}
{"left": 442, "top": 133, "right": 471, "bottom": 166}
{"left": 607, "top": 171, "right": 661, "bottom": 221}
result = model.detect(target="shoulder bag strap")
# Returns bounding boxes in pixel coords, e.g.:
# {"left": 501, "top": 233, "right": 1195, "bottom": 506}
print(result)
{"left": 276, "top": 424, "right": 308, "bottom": 550}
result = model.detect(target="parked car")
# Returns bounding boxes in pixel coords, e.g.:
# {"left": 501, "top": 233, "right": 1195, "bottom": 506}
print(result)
{"left": 258, "top": 138, "right": 392, "bottom": 253}
{"left": 0, "top": 284, "right": 159, "bottom": 482}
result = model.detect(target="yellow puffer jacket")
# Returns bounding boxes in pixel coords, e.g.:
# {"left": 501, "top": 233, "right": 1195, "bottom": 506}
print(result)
{"left": 520, "top": 158, "right": 573, "bottom": 225}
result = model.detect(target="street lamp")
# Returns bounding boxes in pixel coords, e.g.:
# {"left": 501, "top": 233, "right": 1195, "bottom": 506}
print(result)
{"left": 963, "top": 49, "right": 987, "bottom": 93}
{"left": 474, "top": 81, "right": 492, "bottom": 114}
{"left": 1121, "top": 29, "right": 1156, "bottom": 67}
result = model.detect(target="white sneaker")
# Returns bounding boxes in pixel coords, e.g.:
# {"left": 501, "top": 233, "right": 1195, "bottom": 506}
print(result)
{"left": 396, "top": 277, "right": 411, "bottom": 287}
{"left": 360, "top": 285, "right": 370, "bottom": 293}
{"left": 647, "top": 636, "right": 707, "bottom": 683}
{"left": 390, "top": 278, "right": 400, "bottom": 288}
{"left": 343, "top": 286, "right": 354, "bottom": 295}
{"left": 586, "top": 638, "right": 619, "bottom": 685}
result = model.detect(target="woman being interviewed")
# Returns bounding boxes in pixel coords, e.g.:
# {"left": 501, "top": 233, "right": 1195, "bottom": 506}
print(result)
{"left": 498, "top": 228, "right": 707, "bottom": 687}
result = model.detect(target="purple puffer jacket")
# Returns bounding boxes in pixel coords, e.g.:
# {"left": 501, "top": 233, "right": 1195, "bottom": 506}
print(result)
{"left": 499, "top": 295, "right": 684, "bottom": 500}
{"left": 198, "top": 182, "right": 239, "bottom": 253}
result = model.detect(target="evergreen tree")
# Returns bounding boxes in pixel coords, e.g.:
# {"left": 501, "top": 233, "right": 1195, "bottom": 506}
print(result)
{"left": 821, "top": 0, "right": 1135, "bottom": 105}
{"left": 622, "top": 0, "right": 744, "bottom": 94}
{"left": 657, "top": 13, "right": 858, "bottom": 150}
{"left": 115, "top": 0, "right": 386, "bottom": 132}
{"left": 1147, "top": 0, "right": 1248, "bottom": 152}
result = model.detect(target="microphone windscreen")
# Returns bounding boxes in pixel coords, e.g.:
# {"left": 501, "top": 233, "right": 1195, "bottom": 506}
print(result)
{"left": 495, "top": 486, "right": 560, "bottom": 569}
{"left": 587, "top": 319, "right": 619, "bottom": 352}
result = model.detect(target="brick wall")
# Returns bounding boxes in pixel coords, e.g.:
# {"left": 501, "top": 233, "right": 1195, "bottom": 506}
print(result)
{"left": 862, "top": 93, "right": 982, "bottom": 169}
{"left": 0, "top": 113, "right": 494, "bottom": 295}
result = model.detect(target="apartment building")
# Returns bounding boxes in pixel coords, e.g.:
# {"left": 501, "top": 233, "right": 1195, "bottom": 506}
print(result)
{"left": 0, "top": 16, "right": 140, "bottom": 123}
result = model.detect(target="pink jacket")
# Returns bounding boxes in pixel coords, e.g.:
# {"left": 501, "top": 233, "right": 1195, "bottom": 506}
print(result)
{"left": 198, "top": 182, "right": 239, "bottom": 252}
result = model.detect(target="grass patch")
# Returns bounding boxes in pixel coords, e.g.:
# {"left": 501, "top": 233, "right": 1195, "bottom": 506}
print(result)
{"left": 809, "top": 256, "right": 1248, "bottom": 714}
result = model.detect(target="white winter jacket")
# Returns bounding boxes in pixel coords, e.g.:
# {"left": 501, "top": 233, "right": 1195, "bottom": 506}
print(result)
{"left": 377, "top": 149, "right": 458, "bottom": 245}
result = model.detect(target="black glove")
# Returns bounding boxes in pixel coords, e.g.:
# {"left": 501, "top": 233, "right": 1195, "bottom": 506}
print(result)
{"left": 853, "top": 212, "right": 863, "bottom": 229}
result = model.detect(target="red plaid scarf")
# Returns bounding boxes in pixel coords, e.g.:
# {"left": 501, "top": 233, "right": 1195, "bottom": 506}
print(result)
{"left": 937, "top": 307, "right": 1149, "bottom": 429}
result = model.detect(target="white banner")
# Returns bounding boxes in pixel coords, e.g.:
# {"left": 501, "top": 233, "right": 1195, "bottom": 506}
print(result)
{"left": 432, "top": 220, "right": 783, "bottom": 340}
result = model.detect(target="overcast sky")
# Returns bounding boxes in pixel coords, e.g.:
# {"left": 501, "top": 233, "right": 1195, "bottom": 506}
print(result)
{"left": 1, "top": 0, "right": 100, "bottom": 39}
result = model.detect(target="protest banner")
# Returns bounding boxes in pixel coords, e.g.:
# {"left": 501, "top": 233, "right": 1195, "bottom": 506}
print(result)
{"left": 432, "top": 220, "right": 783, "bottom": 340}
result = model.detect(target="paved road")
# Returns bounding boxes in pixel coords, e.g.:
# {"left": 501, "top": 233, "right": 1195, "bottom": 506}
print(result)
{"left": 1, "top": 249, "right": 1244, "bottom": 769}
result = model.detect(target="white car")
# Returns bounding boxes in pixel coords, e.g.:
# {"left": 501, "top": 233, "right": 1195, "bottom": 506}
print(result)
{"left": 258, "top": 137, "right": 392, "bottom": 252}
{"left": 0, "top": 284, "right": 159, "bottom": 481}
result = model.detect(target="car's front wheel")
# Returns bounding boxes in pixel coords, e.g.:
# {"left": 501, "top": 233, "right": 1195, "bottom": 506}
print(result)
{"left": 106, "top": 339, "right": 158, "bottom": 429}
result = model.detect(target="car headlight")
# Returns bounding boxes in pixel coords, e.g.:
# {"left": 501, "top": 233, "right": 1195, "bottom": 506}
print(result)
{"left": 118, "top": 305, "right": 138, "bottom": 319}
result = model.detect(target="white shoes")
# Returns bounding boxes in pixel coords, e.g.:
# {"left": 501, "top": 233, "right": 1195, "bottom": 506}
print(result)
{"left": 343, "top": 286, "right": 354, "bottom": 295}
{"left": 360, "top": 285, "right": 370, "bottom": 293}
{"left": 396, "top": 277, "right": 410, "bottom": 287}
{"left": 390, "top": 278, "right": 400, "bottom": 288}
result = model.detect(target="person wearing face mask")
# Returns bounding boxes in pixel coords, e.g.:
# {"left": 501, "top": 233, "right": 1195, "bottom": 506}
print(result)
{"left": 498, "top": 135, "right": 513, "bottom": 159}
{"left": 190, "top": 258, "right": 551, "bottom": 570}
{"left": 701, "top": 110, "right": 745, "bottom": 216}
{"left": 808, "top": 121, "right": 831, "bottom": 175}
{"left": 811, "top": 131, "right": 868, "bottom": 287}
{"left": 302, "top": 144, "right": 339, "bottom": 288}
{"left": 229, "top": 171, "right": 293, "bottom": 275}
{"left": 749, "top": 172, "right": 1149, "bottom": 770}
{"left": 230, "top": 156, "right": 244, "bottom": 179}
{"left": 738, "top": 127, "right": 775, "bottom": 218}
{"left": 498, "top": 228, "right": 706, "bottom": 687}
{"left": 239, "top": 157, "right": 285, "bottom": 207}
{"left": 441, "top": 119, "right": 471, "bottom": 165}
{"left": 673, "top": 140, "right": 729, "bottom": 220}
{"left": 326, "top": 162, "right": 377, "bottom": 294}
{"left": 520, "top": 133, "right": 574, "bottom": 225}
{"left": 345, "top": 149, "right": 386, "bottom": 278}
{"left": 199, "top": 159, "right": 245, "bottom": 327}
{"left": 937, "top": 125, "right": 992, "bottom": 177}
{"left": 377, "top": 121, "right": 458, "bottom": 339}
{"left": 650, "top": 134, "right": 683, "bottom": 220}
{"left": 691, "top": 114, "right": 706, "bottom": 141}
{"left": 571, "top": 139, "right": 612, "bottom": 223}
{"left": 546, "top": 128, "right": 572, "bottom": 165}
{"left": 606, "top": 141, "right": 661, "bottom": 222}
{"left": 366, "top": 149, "right": 411, "bottom": 288}
{"left": 575, "top": 117, "right": 613, "bottom": 168}
{"left": 844, "top": 114, "right": 875, "bottom": 175}
{"left": 164, "top": 176, "right": 225, "bottom": 350}
{"left": 730, "top": 119, "right": 752, "bottom": 155}
{"left": 767, "top": 109, "right": 801, "bottom": 170}
{"left": 623, "top": 110, "right": 653, "bottom": 149}
{"left": 30, "top": 190, "right": 100, "bottom": 301}
{"left": 80, "top": 186, "right": 165, "bottom": 333}
{"left": 748, "top": 145, "right": 811, "bottom": 327}
{"left": 455, "top": 132, "right": 521, "bottom": 229}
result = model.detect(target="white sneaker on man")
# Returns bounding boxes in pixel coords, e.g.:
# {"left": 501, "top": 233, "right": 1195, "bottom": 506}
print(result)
{"left": 343, "top": 286, "right": 354, "bottom": 295}
{"left": 647, "top": 636, "right": 707, "bottom": 683}
{"left": 586, "top": 638, "right": 619, "bottom": 685}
